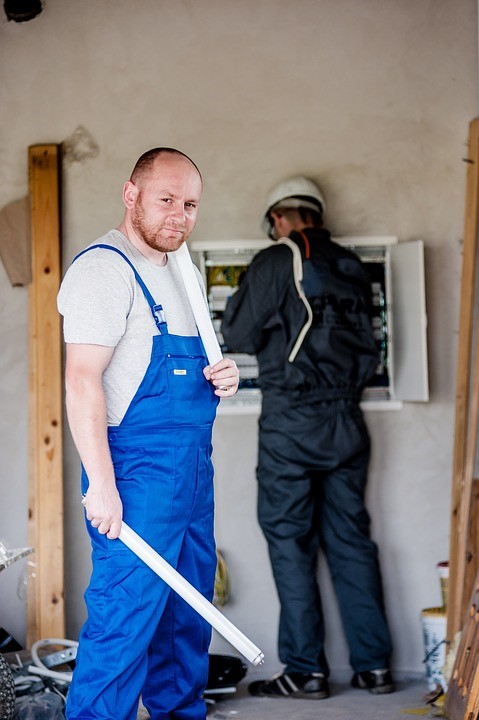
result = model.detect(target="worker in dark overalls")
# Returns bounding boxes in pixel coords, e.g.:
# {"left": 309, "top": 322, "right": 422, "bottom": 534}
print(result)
{"left": 221, "top": 176, "right": 394, "bottom": 700}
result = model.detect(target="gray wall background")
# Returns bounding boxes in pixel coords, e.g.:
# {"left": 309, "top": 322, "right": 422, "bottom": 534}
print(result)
{"left": 0, "top": 0, "right": 477, "bottom": 681}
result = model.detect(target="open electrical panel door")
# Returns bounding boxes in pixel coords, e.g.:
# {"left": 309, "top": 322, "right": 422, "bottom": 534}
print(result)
{"left": 389, "top": 240, "right": 428, "bottom": 402}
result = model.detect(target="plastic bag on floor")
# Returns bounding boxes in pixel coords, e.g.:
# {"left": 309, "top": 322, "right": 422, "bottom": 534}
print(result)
{"left": 14, "top": 692, "right": 64, "bottom": 719}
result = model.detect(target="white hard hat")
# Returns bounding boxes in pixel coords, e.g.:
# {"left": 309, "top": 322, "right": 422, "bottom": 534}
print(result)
{"left": 261, "top": 176, "right": 326, "bottom": 237}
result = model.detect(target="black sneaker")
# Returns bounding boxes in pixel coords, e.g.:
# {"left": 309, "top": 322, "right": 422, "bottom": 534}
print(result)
{"left": 248, "top": 671, "right": 330, "bottom": 700}
{"left": 351, "top": 668, "right": 395, "bottom": 694}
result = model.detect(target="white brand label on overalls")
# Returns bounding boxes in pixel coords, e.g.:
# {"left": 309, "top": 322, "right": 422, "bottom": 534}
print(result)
{"left": 173, "top": 369, "right": 187, "bottom": 375}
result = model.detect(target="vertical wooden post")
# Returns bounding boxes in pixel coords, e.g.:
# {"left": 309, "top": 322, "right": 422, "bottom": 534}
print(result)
{"left": 27, "top": 144, "right": 65, "bottom": 642}
{"left": 447, "top": 118, "right": 479, "bottom": 644}
{"left": 444, "top": 570, "right": 479, "bottom": 720}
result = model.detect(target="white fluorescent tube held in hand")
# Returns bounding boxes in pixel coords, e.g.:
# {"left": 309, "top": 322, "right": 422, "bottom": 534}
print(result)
{"left": 119, "top": 522, "right": 264, "bottom": 666}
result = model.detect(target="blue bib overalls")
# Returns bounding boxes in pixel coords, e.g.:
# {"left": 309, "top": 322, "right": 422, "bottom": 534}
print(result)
{"left": 66, "top": 246, "right": 219, "bottom": 720}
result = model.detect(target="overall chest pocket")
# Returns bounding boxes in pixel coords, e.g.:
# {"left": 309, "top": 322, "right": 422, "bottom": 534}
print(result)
{"left": 166, "top": 354, "right": 217, "bottom": 424}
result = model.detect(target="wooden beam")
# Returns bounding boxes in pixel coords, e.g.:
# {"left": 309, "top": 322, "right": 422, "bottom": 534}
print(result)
{"left": 448, "top": 118, "right": 479, "bottom": 644}
{"left": 27, "top": 144, "right": 65, "bottom": 642}
{"left": 467, "top": 479, "right": 479, "bottom": 586}
{"left": 445, "top": 570, "right": 479, "bottom": 720}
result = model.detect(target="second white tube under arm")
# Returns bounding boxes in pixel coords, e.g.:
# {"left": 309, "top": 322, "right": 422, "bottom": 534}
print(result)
{"left": 174, "top": 242, "right": 223, "bottom": 366}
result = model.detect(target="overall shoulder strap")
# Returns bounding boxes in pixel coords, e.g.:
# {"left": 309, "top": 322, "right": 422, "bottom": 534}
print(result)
{"left": 72, "top": 243, "right": 167, "bottom": 334}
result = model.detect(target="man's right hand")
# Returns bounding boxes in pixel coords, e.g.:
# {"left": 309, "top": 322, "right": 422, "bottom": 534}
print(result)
{"left": 83, "top": 484, "right": 123, "bottom": 539}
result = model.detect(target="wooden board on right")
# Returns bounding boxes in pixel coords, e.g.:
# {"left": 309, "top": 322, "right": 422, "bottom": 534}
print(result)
{"left": 445, "top": 572, "right": 479, "bottom": 720}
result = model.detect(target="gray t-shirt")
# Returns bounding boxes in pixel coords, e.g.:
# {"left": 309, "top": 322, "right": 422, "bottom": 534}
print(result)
{"left": 57, "top": 229, "right": 203, "bottom": 425}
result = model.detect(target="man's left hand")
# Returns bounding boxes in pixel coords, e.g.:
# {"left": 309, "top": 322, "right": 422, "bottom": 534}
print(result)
{"left": 204, "top": 358, "right": 240, "bottom": 397}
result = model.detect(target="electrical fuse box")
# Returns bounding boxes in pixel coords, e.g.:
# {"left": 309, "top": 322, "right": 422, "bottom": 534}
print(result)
{"left": 191, "top": 236, "right": 428, "bottom": 412}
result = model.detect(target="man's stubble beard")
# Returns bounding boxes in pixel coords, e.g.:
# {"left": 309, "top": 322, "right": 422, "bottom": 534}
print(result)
{"left": 131, "top": 200, "right": 190, "bottom": 254}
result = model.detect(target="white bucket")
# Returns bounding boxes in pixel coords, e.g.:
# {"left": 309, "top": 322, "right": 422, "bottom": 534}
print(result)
{"left": 421, "top": 607, "right": 447, "bottom": 691}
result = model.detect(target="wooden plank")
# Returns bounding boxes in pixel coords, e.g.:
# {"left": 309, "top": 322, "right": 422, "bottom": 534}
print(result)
{"left": 27, "top": 144, "right": 65, "bottom": 642}
{"left": 445, "top": 571, "right": 479, "bottom": 720}
{"left": 447, "top": 118, "right": 479, "bottom": 644}
{"left": 454, "top": 345, "right": 479, "bottom": 628}
{"left": 466, "top": 479, "right": 479, "bottom": 603}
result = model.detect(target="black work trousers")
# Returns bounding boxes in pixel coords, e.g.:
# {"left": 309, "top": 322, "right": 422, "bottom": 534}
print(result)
{"left": 257, "top": 398, "right": 392, "bottom": 676}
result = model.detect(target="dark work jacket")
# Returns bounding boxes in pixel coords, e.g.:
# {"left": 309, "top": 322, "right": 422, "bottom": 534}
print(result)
{"left": 221, "top": 228, "right": 379, "bottom": 410}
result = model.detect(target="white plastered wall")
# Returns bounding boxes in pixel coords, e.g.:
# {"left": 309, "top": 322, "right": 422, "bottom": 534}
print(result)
{"left": 0, "top": 0, "right": 477, "bottom": 681}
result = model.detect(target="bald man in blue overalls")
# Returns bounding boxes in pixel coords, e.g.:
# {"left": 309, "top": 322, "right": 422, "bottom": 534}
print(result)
{"left": 58, "top": 148, "right": 239, "bottom": 720}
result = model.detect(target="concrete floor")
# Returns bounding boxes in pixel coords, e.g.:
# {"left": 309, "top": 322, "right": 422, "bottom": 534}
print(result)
{"left": 205, "top": 678, "right": 441, "bottom": 720}
{"left": 6, "top": 649, "right": 439, "bottom": 719}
